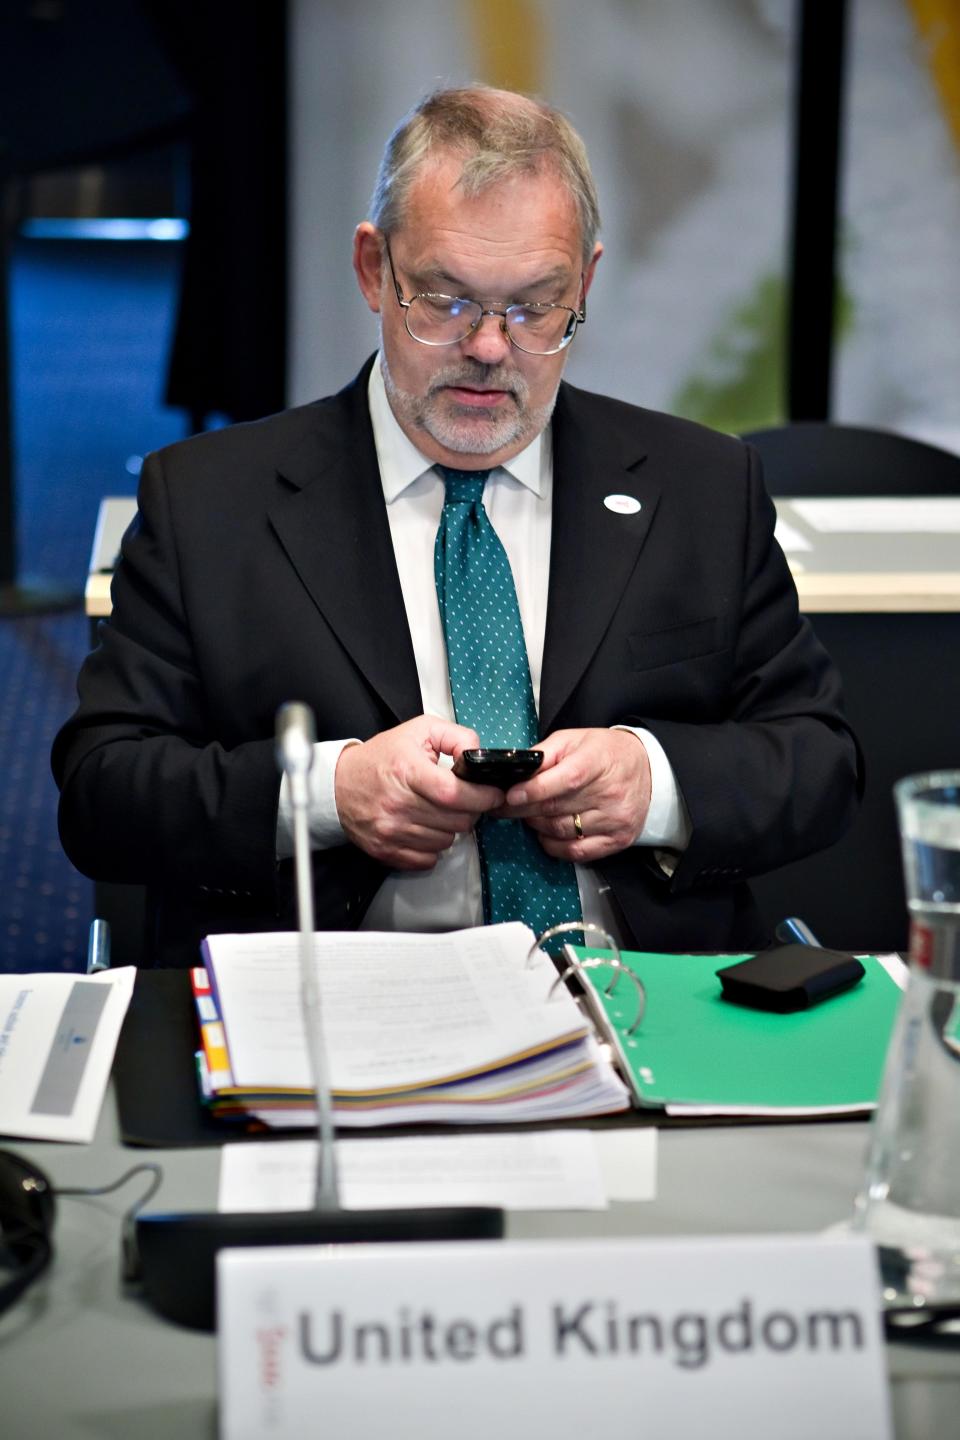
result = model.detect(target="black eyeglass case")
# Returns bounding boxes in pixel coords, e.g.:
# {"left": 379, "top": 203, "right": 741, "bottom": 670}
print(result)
{"left": 715, "top": 944, "right": 866, "bottom": 1013}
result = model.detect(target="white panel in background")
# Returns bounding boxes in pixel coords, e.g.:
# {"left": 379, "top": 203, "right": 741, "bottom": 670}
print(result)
{"left": 792, "top": 498, "right": 960, "bottom": 533}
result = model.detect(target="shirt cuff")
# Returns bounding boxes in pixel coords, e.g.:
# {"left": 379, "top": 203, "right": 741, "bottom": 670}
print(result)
{"left": 276, "top": 739, "right": 359, "bottom": 859}
{"left": 612, "top": 725, "right": 692, "bottom": 851}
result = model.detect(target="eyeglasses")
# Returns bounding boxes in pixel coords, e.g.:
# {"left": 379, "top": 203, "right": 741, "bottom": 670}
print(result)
{"left": 384, "top": 239, "right": 586, "bottom": 356}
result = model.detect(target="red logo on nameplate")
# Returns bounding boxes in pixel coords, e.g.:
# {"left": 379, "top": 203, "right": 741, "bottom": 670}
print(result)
{"left": 909, "top": 920, "right": 933, "bottom": 969}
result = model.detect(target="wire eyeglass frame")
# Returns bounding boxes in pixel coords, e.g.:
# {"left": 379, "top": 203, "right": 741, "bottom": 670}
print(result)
{"left": 384, "top": 238, "right": 586, "bottom": 356}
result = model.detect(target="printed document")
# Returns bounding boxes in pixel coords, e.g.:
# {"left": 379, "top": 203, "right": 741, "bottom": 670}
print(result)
{"left": 218, "top": 1131, "right": 616, "bottom": 1213}
{"left": 205, "top": 924, "right": 589, "bottom": 1093}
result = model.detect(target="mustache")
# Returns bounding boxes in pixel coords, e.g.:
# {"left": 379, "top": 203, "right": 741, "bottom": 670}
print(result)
{"left": 427, "top": 360, "right": 528, "bottom": 402}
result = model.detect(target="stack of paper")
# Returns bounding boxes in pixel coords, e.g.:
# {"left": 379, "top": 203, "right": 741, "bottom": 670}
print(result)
{"left": 194, "top": 923, "right": 630, "bottom": 1127}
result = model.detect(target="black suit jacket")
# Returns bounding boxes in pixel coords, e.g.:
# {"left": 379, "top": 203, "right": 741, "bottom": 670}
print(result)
{"left": 53, "top": 359, "right": 861, "bottom": 964}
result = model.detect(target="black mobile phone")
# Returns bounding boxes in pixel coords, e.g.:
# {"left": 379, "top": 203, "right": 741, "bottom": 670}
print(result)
{"left": 453, "top": 748, "right": 543, "bottom": 788}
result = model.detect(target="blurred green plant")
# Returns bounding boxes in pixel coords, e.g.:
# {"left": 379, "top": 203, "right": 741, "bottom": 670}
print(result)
{"left": 671, "top": 273, "right": 853, "bottom": 435}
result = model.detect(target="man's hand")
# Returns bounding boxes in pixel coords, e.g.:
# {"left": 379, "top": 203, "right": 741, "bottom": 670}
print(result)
{"left": 496, "top": 728, "right": 652, "bottom": 861}
{"left": 335, "top": 716, "right": 502, "bottom": 870}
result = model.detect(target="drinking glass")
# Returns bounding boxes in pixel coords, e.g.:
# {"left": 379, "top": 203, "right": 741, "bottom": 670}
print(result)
{"left": 852, "top": 770, "right": 960, "bottom": 1311}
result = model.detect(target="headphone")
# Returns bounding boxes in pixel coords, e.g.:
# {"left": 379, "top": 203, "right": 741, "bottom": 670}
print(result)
{"left": 0, "top": 1149, "right": 54, "bottom": 1315}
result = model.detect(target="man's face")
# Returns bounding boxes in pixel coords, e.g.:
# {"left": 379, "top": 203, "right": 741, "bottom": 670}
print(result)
{"left": 354, "top": 151, "right": 601, "bottom": 470}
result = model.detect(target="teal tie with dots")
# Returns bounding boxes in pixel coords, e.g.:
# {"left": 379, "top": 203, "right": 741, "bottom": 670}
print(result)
{"left": 434, "top": 466, "right": 582, "bottom": 939}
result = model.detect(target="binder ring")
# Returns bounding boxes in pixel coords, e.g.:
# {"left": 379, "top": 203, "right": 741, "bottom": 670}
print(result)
{"left": 527, "top": 921, "right": 646, "bottom": 1036}
{"left": 547, "top": 958, "right": 646, "bottom": 1037}
{"left": 526, "top": 921, "right": 621, "bottom": 971}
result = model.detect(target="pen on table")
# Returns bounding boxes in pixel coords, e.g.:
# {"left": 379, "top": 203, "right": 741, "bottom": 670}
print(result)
{"left": 86, "top": 919, "right": 111, "bottom": 973}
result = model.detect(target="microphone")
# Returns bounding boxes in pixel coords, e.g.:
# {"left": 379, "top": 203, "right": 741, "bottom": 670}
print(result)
{"left": 275, "top": 702, "right": 337, "bottom": 1210}
{"left": 276, "top": 700, "right": 315, "bottom": 809}
{"left": 129, "top": 701, "right": 503, "bottom": 1332}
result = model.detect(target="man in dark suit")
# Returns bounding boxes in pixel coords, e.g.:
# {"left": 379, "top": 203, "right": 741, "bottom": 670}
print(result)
{"left": 53, "top": 86, "right": 861, "bottom": 966}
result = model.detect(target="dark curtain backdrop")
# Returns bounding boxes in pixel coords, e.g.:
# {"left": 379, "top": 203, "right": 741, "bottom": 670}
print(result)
{"left": 0, "top": 0, "right": 189, "bottom": 174}
{"left": 150, "top": 1, "right": 288, "bottom": 425}
{"left": 0, "top": 0, "right": 288, "bottom": 429}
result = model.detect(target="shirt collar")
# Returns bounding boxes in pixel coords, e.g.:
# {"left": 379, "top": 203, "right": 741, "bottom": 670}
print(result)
{"left": 367, "top": 354, "right": 548, "bottom": 502}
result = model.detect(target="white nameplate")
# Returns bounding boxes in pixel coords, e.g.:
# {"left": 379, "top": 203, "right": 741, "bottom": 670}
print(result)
{"left": 218, "top": 1235, "right": 890, "bottom": 1439}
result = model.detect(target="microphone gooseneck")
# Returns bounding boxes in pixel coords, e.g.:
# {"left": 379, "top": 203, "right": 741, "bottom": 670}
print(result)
{"left": 275, "top": 702, "right": 339, "bottom": 1211}
{"left": 128, "top": 703, "right": 502, "bottom": 1332}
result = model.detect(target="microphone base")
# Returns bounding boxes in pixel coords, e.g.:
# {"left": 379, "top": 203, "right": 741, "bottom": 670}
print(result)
{"left": 132, "top": 1206, "right": 505, "bottom": 1331}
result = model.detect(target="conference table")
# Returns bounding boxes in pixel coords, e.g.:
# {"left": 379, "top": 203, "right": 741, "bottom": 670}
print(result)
{"left": 3, "top": 1084, "right": 959, "bottom": 1438}
{"left": 17, "top": 494, "right": 951, "bottom": 1434}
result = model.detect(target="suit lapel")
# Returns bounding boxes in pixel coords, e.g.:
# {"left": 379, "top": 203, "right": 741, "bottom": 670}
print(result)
{"left": 265, "top": 369, "right": 662, "bottom": 733}
{"left": 539, "top": 383, "right": 661, "bottom": 733}
{"left": 267, "top": 370, "right": 423, "bottom": 724}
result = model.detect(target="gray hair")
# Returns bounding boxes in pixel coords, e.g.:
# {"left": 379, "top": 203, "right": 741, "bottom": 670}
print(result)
{"left": 370, "top": 85, "right": 600, "bottom": 265}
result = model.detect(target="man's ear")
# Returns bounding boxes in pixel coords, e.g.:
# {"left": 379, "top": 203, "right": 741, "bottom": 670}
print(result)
{"left": 353, "top": 222, "right": 385, "bottom": 313}
{"left": 582, "top": 242, "right": 603, "bottom": 302}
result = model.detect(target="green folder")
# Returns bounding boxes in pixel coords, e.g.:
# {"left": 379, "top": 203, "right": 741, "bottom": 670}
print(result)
{"left": 569, "top": 949, "right": 904, "bottom": 1113}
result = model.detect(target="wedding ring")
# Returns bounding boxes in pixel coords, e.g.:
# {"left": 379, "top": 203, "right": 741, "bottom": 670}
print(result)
{"left": 573, "top": 812, "right": 584, "bottom": 839}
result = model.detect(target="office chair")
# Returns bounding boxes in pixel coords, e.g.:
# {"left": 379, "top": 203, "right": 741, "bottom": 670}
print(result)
{"left": 743, "top": 421, "right": 960, "bottom": 497}
{"left": 741, "top": 422, "right": 960, "bottom": 953}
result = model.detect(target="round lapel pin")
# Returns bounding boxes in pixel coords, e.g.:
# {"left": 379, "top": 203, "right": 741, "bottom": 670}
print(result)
{"left": 604, "top": 494, "right": 642, "bottom": 515}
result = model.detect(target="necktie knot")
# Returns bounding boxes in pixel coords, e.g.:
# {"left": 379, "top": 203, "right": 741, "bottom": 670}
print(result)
{"left": 436, "top": 465, "right": 489, "bottom": 505}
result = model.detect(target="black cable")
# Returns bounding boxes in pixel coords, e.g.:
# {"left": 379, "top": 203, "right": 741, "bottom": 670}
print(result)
{"left": 55, "top": 1163, "right": 164, "bottom": 1231}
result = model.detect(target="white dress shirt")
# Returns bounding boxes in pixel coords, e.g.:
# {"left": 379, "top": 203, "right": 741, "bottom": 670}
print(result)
{"left": 277, "top": 357, "right": 690, "bottom": 939}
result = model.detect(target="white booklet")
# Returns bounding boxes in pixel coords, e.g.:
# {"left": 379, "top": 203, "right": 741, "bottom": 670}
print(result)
{"left": 0, "top": 967, "right": 135, "bottom": 1143}
{"left": 199, "top": 923, "right": 629, "bottom": 1126}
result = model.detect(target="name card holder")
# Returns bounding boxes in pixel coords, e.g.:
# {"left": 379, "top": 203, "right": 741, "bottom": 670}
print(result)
{"left": 218, "top": 1234, "right": 891, "bottom": 1440}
